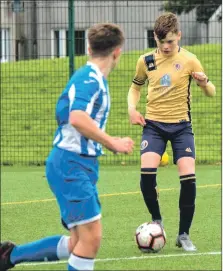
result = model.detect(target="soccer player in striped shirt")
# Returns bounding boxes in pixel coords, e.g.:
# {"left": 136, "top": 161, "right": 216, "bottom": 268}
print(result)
{"left": 0, "top": 23, "right": 134, "bottom": 271}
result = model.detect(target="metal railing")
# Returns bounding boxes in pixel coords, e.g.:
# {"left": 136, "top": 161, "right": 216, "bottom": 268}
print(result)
{"left": 1, "top": 0, "right": 221, "bottom": 165}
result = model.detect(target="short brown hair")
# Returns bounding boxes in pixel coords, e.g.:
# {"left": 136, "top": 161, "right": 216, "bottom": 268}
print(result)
{"left": 154, "top": 12, "right": 179, "bottom": 40}
{"left": 88, "top": 23, "right": 125, "bottom": 57}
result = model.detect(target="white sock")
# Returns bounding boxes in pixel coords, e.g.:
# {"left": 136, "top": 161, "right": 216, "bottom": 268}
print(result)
{"left": 68, "top": 253, "right": 95, "bottom": 270}
{"left": 57, "top": 236, "right": 70, "bottom": 259}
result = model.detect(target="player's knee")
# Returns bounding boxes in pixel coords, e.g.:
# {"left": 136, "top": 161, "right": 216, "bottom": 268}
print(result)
{"left": 177, "top": 157, "right": 195, "bottom": 175}
{"left": 68, "top": 236, "right": 76, "bottom": 252}
{"left": 92, "top": 234, "right": 102, "bottom": 252}
{"left": 82, "top": 233, "right": 102, "bottom": 253}
{"left": 140, "top": 168, "right": 158, "bottom": 199}
{"left": 141, "top": 152, "right": 161, "bottom": 168}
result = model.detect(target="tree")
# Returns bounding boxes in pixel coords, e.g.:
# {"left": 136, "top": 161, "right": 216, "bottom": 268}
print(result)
{"left": 162, "top": 0, "right": 222, "bottom": 42}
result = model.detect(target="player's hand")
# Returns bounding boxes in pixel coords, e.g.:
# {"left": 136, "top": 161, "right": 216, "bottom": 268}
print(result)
{"left": 192, "top": 72, "right": 208, "bottom": 87}
{"left": 108, "top": 137, "right": 134, "bottom": 154}
{"left": 128, "top": 108, "right": 146, "bottom": 127}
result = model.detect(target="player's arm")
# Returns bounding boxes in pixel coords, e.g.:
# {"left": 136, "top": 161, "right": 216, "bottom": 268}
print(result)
{"left": 128, "top": 56, "right": 147, "bottom": 126}
{"left": 69, "top": 81, "right": 134, "bottom": 154}
{"left": 191, "top": 58, "right": 216, "bottom": 97}
{"left": 192, "top": 72, "right": 216, "bottom": 97}
{"left": 69, "top": 110, "right": 133, "bottom": 153}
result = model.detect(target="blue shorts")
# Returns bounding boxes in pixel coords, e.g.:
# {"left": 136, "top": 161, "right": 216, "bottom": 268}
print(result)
{"left": 141, "top": 120, "right": 195, "bottom": 164}
{"left": 45, "top": 147, "right": 101, "bottom": 230}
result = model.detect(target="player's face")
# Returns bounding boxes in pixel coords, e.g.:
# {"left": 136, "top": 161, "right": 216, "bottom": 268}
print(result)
{"left": 154, "top": 31, "right": 181, "bottom": 56}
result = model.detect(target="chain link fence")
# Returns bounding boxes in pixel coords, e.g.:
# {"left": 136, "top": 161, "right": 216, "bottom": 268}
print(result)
{"left": 1, "top": 0, "right": 222, "bottom": 165}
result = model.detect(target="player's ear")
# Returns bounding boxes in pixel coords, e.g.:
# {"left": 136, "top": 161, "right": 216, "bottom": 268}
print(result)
{"left": 177, "top": 31, "right": 182, "bottom": 41}
{"left": 153, "top": 32, "right": 157, "bottom": 40}
{"left": 113, "top": 47, "right": 122, "bottom": 60}
{"left": 88, "top": 46, "right": 92, "bottom": 55}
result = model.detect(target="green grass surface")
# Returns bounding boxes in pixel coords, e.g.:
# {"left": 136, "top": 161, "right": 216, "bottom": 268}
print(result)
{"left": 1, "top": 165, "right": 221, "bottom": 270}
{"left": 1, "top": 44, "right": 222, "bottom": 165}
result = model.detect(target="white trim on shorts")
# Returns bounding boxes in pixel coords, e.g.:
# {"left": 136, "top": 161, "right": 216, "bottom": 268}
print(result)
{"left": 67, "top": 214, "right": 102, "bottom": 229}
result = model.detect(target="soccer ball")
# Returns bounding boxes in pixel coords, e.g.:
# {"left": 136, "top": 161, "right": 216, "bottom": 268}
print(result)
{"left": 135, "top": 222, "right": 166, "bottom": 253}
{"left": 160, "top": 152, "right": 169, "bottom": 166}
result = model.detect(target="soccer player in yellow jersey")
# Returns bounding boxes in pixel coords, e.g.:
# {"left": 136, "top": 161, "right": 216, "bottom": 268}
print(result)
{"left": 128, "top": 13, "right": 216, "bottom": 251}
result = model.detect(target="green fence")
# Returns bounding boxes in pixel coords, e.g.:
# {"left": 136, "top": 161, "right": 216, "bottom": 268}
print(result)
{"left": 1, "top": 0, "right": 222, "bottom": 166}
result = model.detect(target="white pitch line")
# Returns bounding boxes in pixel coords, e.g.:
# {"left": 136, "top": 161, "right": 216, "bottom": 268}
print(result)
{"left": 18, "top": 251, "right": 221, "bottom": 267}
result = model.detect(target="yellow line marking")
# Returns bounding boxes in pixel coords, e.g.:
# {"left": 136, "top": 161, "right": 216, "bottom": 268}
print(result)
{"left": 1, "top": 184, "right": 221, "bottom": 206}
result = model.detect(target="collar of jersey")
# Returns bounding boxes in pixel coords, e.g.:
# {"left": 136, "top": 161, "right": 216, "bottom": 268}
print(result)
{"left": 157, "top": 46, "right": 181, "bottom": 58}
{"left": 87, "top": 61, "right": 104, "bottom": 78}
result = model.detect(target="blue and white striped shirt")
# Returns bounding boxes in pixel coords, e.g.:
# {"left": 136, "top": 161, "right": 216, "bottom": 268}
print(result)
{"left": 53, "top": 61, "right": 110, "bottom": 156}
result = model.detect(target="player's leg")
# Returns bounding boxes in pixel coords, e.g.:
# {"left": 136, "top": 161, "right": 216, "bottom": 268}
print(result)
{"left": 1, "top": 235, "right": 75, "bottom": 266}
{"left": 0, "top": 149, "right": 79, "bottom": 270}
{"left": 68, "top": 220, "right": 102, "bottom": 271}
{"left": 177, "top": 157, "right": 196, "bottom": 235}
{"left": 176, "top": 157, "right": 197, "bottom": 251}
{"left": 66, "top": 185, "right": 101, "bottom": 270}
{"left": 55, "top": 152, "right": 101, "bottom": 271}
{"left": 140, "top": 120, "right": 167, "bottom": 225}
{"left": 171, "top": 123, "right": 197, "bottom": 251}
{"left": 0, "top": 225, "right": 76, "bottom": 270}
{"left": 7, "top": 221, "right": 78, "bottom": 266}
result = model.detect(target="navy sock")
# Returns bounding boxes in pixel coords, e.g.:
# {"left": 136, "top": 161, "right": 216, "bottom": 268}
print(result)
{"left": 179, "top": 174, "right": 196, "bottom": 235}
{"left": 140, "top": 168, "right": 162, "bottom": 221}
{"left": 10, "top": 235, "right": 69, "bottom": 265}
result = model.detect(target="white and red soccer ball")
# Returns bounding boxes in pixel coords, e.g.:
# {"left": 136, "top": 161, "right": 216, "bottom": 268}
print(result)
{"left": 135, "top": 222, "right": 166, "bottom": 253}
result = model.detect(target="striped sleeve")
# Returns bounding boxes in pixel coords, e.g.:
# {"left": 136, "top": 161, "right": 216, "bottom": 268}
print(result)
{"left": 191, "top": 56, "right": 205, "bottom": 73}
{"left": 69, "top": 77, "right": 100, "bottom": 112}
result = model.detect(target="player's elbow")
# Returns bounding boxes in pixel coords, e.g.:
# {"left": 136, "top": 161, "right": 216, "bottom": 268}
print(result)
{"left": 69, "top": 115, "right": 78, "bottom": 127}
{"left": 69, "top": 110, "right": 83, "bottom": 127}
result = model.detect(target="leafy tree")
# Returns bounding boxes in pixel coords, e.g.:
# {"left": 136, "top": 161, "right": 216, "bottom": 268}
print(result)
{"left": 161, "top": 0, "right": 222, "bottom": 42}
{"left": 162, "top": 0, "right": 222, "bottom": 23}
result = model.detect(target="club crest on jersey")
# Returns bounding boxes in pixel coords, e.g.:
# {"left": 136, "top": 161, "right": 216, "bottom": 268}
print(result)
{"left": 141, "top": 140, "right": 148, "bottom": 150}
{"left": 173, "top": 62, "right": 182, "bottom": 71}
{"left": 160, "top": 74, "right": 171, "bottom": 86}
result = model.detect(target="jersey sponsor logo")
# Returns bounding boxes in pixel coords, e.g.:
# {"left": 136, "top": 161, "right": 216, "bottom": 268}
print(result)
{"left": 160, "top": 74, "right": 171, "bottom": 87}
{"left": 141, "top": 140, "right": 148, "bottom": 150}
{"left": 144, "top": 54, "right": 157, "bottom": 71}
{"left": 84, "top": 79, "right": 96, "bottom": 84}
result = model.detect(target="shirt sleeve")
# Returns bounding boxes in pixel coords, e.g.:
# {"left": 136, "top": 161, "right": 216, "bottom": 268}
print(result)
{"left": 190, "top": 56, "right": 205, "bottom": 73}
{"left": 69, "top": 78, "right": 100, "bottom": 112}
{"left": 132, "top": 56, "right": 147, "bottom": 87}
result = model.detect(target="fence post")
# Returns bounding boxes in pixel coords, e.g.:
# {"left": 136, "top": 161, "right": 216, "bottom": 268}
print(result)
{"left": 68, "top": 0, "right": 75, "bottom": 78}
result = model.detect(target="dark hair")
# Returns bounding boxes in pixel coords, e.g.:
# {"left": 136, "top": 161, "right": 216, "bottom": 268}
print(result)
{"left": 88, "top": 23, "right": 125, "bottom": 57}
{"left": 154, "top": 12, "right": 179, "bottom": 40}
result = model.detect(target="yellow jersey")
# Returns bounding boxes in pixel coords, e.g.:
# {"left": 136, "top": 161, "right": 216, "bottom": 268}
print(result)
{"left": 131, "top": 47, "right": 204, "bottom": 123}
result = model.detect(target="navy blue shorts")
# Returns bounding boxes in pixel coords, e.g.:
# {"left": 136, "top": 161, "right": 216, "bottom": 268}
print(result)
{"left": 46, "top": 147, "right": 101, "bottom": 230}
{"left": 141, "top": 120, "right": 195, "bottom": 164}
